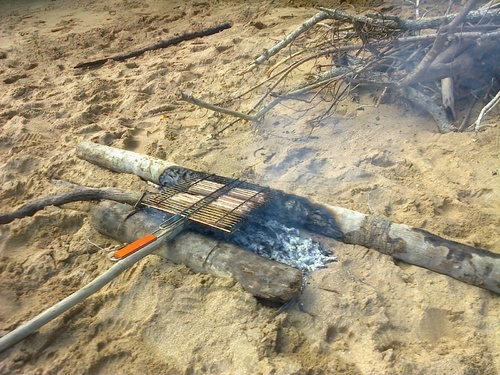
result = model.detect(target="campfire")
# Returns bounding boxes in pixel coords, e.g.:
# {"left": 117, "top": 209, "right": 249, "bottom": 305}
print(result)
{"left": 0, "top": 141, "right": 498, "bottom": 354}
{"left": 102, "top": 165, "right": 335, "bottom": 274}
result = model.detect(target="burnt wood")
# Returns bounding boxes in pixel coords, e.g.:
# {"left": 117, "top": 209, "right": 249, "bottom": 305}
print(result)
{"left": 91, "top": 200, "right": 303, "bottom": 303}
{"left": 0, "top": 187, "right": 142, "bottom": 225}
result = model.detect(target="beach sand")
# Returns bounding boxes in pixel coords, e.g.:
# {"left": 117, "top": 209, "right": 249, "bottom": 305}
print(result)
{"left": 0, "top": 0, "right": 499, "bottom": 373}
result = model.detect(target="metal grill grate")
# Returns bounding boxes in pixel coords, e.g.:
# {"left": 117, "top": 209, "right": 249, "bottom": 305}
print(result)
{"left": 142, "top": 173, "right": 271, "bottom": 233}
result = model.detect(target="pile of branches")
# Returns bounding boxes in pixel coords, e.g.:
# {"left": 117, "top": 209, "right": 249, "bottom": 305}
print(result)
{"left": 183, "top": 0, "right": 500, "bottom": 134}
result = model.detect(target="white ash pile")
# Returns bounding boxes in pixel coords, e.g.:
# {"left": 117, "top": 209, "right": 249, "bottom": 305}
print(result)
{"left": 216, "top": 217, "right": 336, "bottom": 274}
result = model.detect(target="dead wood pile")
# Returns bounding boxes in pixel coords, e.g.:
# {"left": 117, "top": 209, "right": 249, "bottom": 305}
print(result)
{"left": 183, "top": 0, "right": 500, "bottom": 134}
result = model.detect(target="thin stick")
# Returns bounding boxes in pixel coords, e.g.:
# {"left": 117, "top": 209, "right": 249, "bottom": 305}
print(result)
{"left": 212, "top": 118, "right": 242, "bottom": 138}
{"left": 179, "top": 91, "right": 256, "bottom": 121}
{"left": 239, "top": 11, "right": 330, "bottom": 74}
{"left": 74, "top": 22, "right": 232, "bottom": 69}
{"left": 458, "top": 95, "right": 477, "bottom": 131}
{"left": 474, "top": 90, "right": 500, "bottom": 130}
{"left": 0, "top": 221, "right": 184, "bottom": 353}
{"left": 266, "top": 50, "right": 307, "bottom": 77}
{"left": 183, "top": 67, "right": 352, "bottom": 129}
{"left": 375, "top": 86, "right": 388, "bottom": 107}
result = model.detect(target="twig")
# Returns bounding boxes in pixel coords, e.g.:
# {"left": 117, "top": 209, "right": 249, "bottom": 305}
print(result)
{"left": 74, "top": 22, "right": 232, "bottom": 69}
{"left": 239, "top": 11, "right": 330, "bottom": 74}
{"left": 458, "top": 95, "right": 477, "bottom": 131}
{"left": 212, "top": 117, "right": 243, "bottom": 138}
{"left": 180, "top": 70, "right": 347, "bottom": 127}
{"left": 179, "top": 91, "right": 256, "bottom": 121}
{"left": 375, "top": 86, "right": 388, "bottom": 107}
{"left": 266, "top": 50, "right": 306, "bottom": 77}
{"left": 0, "top": 188, "right": 143, "bottom": 225}
{"left": 474, "top": 90, "right": 500, "bottom": 130}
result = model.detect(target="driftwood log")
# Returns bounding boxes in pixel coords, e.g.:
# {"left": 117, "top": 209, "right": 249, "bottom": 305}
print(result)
{"left": 77, "top": 142, "right": 500, "bottom": 294}
{"left": 91, "top": 201, "right": 302, "bottom": 303}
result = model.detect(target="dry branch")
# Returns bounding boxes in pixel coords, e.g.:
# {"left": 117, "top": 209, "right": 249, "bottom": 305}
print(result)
{"left": 0, "top": 187, "right": 142, "bottom": 225}
{"left": 77, "top": 142, "right": 500, "bottom": 294}
{"left": 239, "top": 11, "right": 330, "bottom": 74}
{"left": 243, "top": 7, "right": 500, "bottom": 74}
{"left": 403, "top": 86, "right": 455, "bottom": 133}
{"left": 236, "top": 4, "right": 500, "bottom": 132}
{"left": 74, "top": 22, "right": 232, "bottom": 69}
{"left": 179, "top": 91, "right": 256, "bottom": 121}
{"left": 474, "top": 90, "right": 500, "bottom": 130}
{"left": 317, "top": 6, "right": 500, "bottom": 31}
{"left": 399, "top": 0, "right": 481, "bottom": 88}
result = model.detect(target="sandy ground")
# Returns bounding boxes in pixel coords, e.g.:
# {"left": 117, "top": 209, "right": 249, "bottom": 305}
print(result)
{"left": 0, "top": 0, "right": 499, "bottom": 374}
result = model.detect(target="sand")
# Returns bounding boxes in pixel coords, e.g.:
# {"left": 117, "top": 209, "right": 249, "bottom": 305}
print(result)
{"left": 0, "top": 0, "right": 499, "bottom": 374}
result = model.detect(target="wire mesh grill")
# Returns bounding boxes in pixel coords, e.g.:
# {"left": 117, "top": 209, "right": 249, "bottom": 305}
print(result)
{"left": 142, "top": 174, "right": 271, "bottom": 233}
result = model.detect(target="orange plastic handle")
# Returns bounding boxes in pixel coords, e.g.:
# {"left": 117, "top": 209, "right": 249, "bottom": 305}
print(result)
{"left": 112, "top": 233, "right": 158, "bottom": 260}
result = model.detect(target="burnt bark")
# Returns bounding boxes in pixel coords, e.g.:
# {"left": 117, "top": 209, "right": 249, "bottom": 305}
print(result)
{"left": 91, "top": 200, "right": 303, "bottom": 303}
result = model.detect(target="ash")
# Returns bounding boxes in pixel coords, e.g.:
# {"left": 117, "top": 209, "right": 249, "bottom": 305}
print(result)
{"left": 144, "top": 206, "right": 336, "bottom": 274}
{"left": 229, "top": 218, "right": 336, "bottom": 274}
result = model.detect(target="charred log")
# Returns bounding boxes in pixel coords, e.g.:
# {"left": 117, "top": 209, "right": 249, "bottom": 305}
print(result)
{"left": 91, "top": 201, "right": 303, "bottom": 303}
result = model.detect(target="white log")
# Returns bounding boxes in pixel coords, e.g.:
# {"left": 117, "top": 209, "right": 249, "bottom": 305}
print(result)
{"left": 308, "top": 204, "right": 500, "bottom": 294}
{"left": 76, "top": 141, "right": 177, "bottom": 184}
{"left": 442, "top": 77, "right": 456, "bottom": 121}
